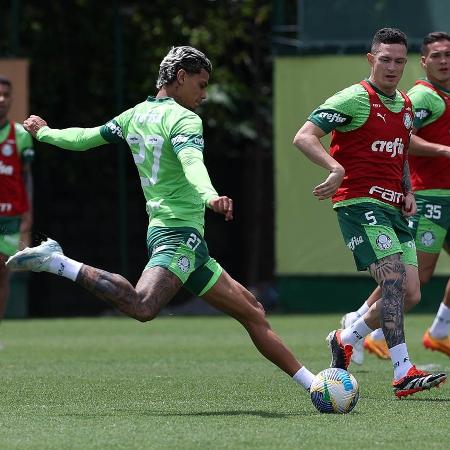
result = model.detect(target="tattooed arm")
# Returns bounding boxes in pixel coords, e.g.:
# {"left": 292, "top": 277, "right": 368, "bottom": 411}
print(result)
{"left": 402, "top": 160, "right": 416, "bottom": 216}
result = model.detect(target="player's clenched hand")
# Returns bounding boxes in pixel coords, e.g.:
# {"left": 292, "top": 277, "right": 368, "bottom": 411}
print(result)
{"left": 312, "top": 166, "right": 345, "bottom": 200}
{"left": 23, "top": 115, "right": 48, "bottom": 137}
{"left": 402, "top": 192, "right": 416, "bottom": 217}
{"left": 208, "top": 196, "right": 234, "bottom": 221}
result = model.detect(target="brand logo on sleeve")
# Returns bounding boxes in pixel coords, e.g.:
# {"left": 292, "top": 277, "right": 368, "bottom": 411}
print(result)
{"left": 317, "top": 111, "right": 347, "bottom": 123}
{"left": 105, "top": 121, "right": 124, "bottom": 139}
{"left": 415, "top": 109, "right": 429, "bottom": 120}
{"left": 171, "top": 135, "right": 189, "bottom": 145}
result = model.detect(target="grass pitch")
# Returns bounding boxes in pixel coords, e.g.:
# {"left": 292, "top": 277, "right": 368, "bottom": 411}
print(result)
{"left": 0, "top": 314, "right": 448, "bottom": 450}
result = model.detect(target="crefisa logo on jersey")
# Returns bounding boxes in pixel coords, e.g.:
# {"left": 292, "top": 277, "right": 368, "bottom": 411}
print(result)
{"left": 177, "top": 256, "right": 191, "bottom": 273}
{"left": 403, "top": 112, "right": 413, "bottom": 129}
{"left": 376, "top": 234, "right": 392, "bottom": 250}
{"left": 1, "top": 144, "right": 13, "bottom": 157}
{"left": 421, "top": 231, "right": 435, "bottom": 247}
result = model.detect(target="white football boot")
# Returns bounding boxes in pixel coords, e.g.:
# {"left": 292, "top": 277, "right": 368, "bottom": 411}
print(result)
{"left": 340, "top": 311, "right": 364, "bottom": 365}
{"left": 6, "top": 238, "right": 63, "bottom": 272}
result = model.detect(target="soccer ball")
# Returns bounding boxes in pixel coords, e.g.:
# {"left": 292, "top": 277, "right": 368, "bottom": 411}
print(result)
{"left": 310, "top": 368, "right": 359, "bottom": 414}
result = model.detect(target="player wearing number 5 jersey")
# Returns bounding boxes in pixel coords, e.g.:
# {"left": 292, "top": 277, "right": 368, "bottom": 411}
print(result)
{"left": 7, "top": 46, "right": 317, "bottom": 393}
{"left": 293, "top": 28, "right": 446, "bottom": 397}
{"left": 343, "top": 32, "right": 450, "bottom": 360}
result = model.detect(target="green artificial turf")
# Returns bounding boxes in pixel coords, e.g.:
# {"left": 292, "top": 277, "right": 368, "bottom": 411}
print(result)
{"left": 0, "top": 314, "right": 448, "bottom": 449}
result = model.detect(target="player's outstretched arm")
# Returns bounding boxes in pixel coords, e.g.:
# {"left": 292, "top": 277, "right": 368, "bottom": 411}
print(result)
{"left": 23, "top": 115, "right": 107, "bottom": 151}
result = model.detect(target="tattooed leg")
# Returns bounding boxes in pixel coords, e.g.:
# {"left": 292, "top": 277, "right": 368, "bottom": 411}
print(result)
{"left": 76, "top": 265, "right": 183, "bottom": 322}
{"left": 368, "top": 254, "right": 406, "bottom": 348}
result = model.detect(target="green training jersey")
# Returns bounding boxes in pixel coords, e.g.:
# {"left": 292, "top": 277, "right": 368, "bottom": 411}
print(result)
{"left": 407, "top": 78, "right": 450, "bottom": 129}
{"left": 0, "top": 122, "right": 34, "bottom": 162}
{"left": 308, "top": 80, "right": 409, "bottom": 134}
{"left": 100, "top": 96, "right": 217, "bottom": 234}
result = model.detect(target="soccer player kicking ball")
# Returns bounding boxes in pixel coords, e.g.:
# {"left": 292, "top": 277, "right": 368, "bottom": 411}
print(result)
{"left": 343, "top": 32, "right": 450, "bottom": 363}
{"left": 292, "top": 28, "right": 446, "bottom": 397}
{"left": 7, "top": 46, "right": 316, "bottom": 393}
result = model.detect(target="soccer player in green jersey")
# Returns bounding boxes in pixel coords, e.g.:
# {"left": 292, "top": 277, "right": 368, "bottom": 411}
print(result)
{"left": 0, "top": 76, "right": 34, "bottom": 328}
{"left": 293, "top": 28, "right": 446, "bottom": 397}
{"left": 7, "top": 46, "right": 316, "bottom": 392}
{"left": 343, "top": 31, "right": 450, "bottom": 361}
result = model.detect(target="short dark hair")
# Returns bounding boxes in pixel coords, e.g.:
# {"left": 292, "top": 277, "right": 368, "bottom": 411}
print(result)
{"left": 371, "top": 28, "right": 408, "bottom": 53}
{"left": 156, "top": 46, "right": 212, "bottom": 89}
{"left": 0, "top": 75, "right": 12, "bottom": 88}
{"left": 421, "top": 31, "right": 450, "bottom": 55}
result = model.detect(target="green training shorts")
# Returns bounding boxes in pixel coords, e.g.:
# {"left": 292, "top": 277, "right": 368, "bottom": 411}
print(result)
{"left": 145, "top": 226, "right": 222, "bottom": 296}
{"left": 336, "top": 202, "right": 417, "bottom": 271}
{"left": 409, "top": 194, "right": 450, "bottom": 254}
{"left": 0, "top": 217, "right": 21, "bottom": 256}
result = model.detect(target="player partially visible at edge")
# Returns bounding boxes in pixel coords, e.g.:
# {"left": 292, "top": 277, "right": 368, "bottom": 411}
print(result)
{"left": 0, "top": 75, "right": 34, "bottom": 334}
{"left": 292, "top": 28, "right": 446, "bottom": 397}
{"left": 7, "top": 46, "right": 316, "bottom": 392}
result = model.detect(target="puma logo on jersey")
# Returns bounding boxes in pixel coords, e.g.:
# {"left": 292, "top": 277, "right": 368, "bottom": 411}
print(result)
{"left": 0, "top": 161, "right": 13, "bottom": 175}
{"left": 376, "top": 113, "right": 387, "bottom": 123}
{"left": 371, "top": 138, "right": 404, "bottom": 158}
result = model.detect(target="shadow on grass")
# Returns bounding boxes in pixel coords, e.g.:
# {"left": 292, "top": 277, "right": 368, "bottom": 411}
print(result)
{"left": 59, "top": 410, "right": 315, "bottom": 418}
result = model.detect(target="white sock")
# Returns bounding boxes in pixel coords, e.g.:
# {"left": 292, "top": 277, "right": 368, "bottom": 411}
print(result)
{"left": 293, "top": 366, "right": 315, "bottom": 390}
{"left": 48, "top": 254, "right": 83, "bottom": 281}
{"left": 429, "top": 302, "right": 450, "bottom": 339}
{"left": 341, "top": 317, "right": 373, "bottom": 346}
{"left": 370, "top": 328, "right": 385, "bottom": 340}
{"left": 356, "top": 301, "right": 370, "bottom": 317}
{"left": 390, "top": 343, "right": 413, "bottom": 380}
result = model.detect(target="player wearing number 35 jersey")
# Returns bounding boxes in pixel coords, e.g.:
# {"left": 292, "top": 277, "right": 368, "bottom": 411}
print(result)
{"left": 7, "top": 46, "right": 317, "bottom": 395}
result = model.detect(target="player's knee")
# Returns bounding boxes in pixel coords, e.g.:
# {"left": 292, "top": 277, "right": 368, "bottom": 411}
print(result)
{"left": 131, "top": 295, "right": 160, "bottom": 322}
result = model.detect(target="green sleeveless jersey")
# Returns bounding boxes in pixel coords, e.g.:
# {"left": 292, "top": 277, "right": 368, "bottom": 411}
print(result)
{"left": 100, "top": 96, "right": 215, "bottom": 233}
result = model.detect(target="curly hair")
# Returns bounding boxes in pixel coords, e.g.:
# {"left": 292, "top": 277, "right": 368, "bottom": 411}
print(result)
{"left": 156, "top": 46, "right": 212, "bottom": 89}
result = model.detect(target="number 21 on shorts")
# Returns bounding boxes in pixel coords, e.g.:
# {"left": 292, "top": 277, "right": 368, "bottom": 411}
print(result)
{"left": 186, "top": 233, "right": 201, "bottom": 250}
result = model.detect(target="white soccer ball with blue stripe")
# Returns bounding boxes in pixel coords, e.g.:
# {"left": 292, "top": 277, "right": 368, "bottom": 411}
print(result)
{"left": 310, "top": 368, "right": 359, "bottom": 413}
